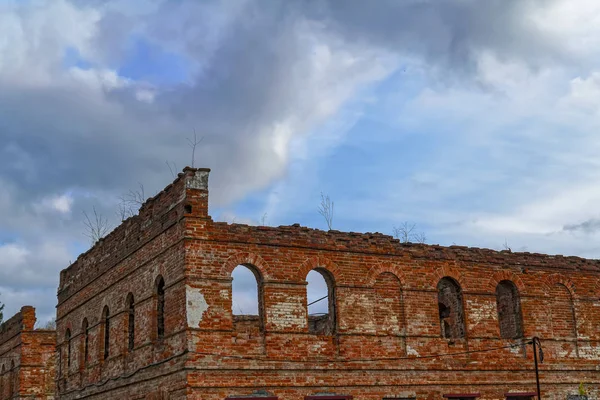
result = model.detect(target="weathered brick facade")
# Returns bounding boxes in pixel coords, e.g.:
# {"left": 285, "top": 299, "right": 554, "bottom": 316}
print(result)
{"left": 56, "top": 168, "right": 600, "bottom": 400}
{"left": 0, "top": 306, "right": 56, "bottom": 399}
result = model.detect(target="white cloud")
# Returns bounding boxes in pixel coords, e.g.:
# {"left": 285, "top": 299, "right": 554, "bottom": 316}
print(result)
{"left": 35, "top": 193, "right": 74, "bottom": 214}
{"left": 3, "top": 0, "right": 600, "bottom": 322}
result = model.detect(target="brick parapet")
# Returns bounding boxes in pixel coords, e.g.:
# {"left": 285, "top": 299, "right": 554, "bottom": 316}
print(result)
{"left": 54, "top": 168, "right": 600, "bottom": 399}
{"left": 205, "top": 222, "right": 600, "bottom": 275}
{"left": 58, "top": 167, "right": 210, "bottom": 303}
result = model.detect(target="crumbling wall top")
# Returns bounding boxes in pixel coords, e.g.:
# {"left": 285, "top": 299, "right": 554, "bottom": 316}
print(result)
{"left": 207, "top": 222, "right": 600, "bottom": 273}
{"left": 0, "top": 306, "right": 38, "bottom": 345}
{"left": 58, "top": 167, "right": 210, "bottom": 300}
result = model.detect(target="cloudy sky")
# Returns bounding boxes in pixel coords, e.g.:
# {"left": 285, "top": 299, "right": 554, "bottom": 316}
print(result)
{"left": 3, "top": 0, "right": 600, "bottom": 323}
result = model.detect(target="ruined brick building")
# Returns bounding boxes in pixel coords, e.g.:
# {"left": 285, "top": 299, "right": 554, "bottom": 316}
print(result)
{"left": 0, "top": 306, "right": 56, "bottom": 399}
{"left": 53, "top": 168, "right": 600, "bottom": 400}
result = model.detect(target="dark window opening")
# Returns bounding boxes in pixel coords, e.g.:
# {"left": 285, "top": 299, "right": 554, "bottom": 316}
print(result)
{"left": 384, "top": 398, "right": 416, "bottom": 400}
{"left": 505, "top": 393, "right": 537, "bottom": 400}
{"left": 127, "top": 294, "right": 135, "bottom": 351}
{"left": 103, "top": 306, "right": 110, "bottom": 360}
{"left": 226, "top": 389, "right": 277, "bottom": 399}
{"left": 306, "top": 268, "right": 336, "bottom": 335}
{"left": 82, "top": 319, "right": 89, "bottom": 368}
{"left": 437, "top": 277, "right": 466, "bottom": 339}
{"left": 443, "top": 394, "right": 479, "bottom": 400}
{"left": 496, "top": 280, "right": 524, "bottom": 339}
{"left": 156, "top": 277, "right": 165, "bottom": 340}
{"left": 184, "top": 204, "right": 193, "bottom": 213}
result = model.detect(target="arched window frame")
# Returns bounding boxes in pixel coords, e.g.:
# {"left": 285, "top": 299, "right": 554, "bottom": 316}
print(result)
{"left": 550, "top": 283, "right": 578, "bottom": 340}
{"left": 373, "top": 272, "right": 404, "bottom": 335}
{"left": 495, "top": 280, "right": 524, "bottom": 339}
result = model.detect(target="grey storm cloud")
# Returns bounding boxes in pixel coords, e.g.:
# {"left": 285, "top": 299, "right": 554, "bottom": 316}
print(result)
{"left": 311, "top": 0, "right": 561, "bottom": 69}
{"left": 0, "top": 0, "right": 562, "bottom": 204}
{"left": 0, "top": 0, "right": 570, "bottom": 322}
{"left": 563, "top": 219, "right": 600, "bottom": 234}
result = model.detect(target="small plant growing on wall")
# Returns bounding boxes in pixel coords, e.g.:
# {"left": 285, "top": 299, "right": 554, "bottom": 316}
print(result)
{"left": 578, "top": 382, "right": 588, "bottom": 397}
{"left": 567, "top": 383, "right": 589, "bottom": 400}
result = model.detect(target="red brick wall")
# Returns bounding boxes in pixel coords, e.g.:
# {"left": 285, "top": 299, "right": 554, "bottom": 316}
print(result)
{"left": 57, "top": 168, "right": 600, "bottom": 400}
{"left": 55, "top": 169, "right": 203, "bottom": 399}
{"left": 0, "top": 306, "right": 56, "bottom": 399}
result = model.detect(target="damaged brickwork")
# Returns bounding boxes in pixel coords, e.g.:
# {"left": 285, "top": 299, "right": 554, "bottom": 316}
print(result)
{"left": 56, "top": 168, "right": 600, "bottom": 400}
{"left": 0, "top": 306, "right": 56, "bottom": 399}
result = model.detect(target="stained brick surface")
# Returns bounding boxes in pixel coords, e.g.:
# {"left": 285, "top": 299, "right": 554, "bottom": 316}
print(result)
{"left": 55, "top": 168, "right": 600, "bottom": 400}
{"left": 0, "top": 306, "right": 55, "bottom": 399}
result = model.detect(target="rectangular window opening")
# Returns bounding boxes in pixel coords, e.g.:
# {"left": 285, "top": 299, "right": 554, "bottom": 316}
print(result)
{"left": 305, "top": 397, "right": 353, "bottom": 400}
{"left": 505, "top": 392, "right": 537, "bottom": 400}
{"left": 443, "top": 393, "right": 480, "bottom": 400}
{"left": 226, "top": 398, "right": 278, "bottom": 400}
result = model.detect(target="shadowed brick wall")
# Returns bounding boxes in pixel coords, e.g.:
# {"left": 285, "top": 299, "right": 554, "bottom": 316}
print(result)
{"left": 57, "top": 168, "right": 600, "bottom": 400}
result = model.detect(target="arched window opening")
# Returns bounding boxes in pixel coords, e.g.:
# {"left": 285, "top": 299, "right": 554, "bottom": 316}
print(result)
{"left": 1, "top": 365, "right": 5, "bottom": 398}
{"left": 231, "top": 264, "right": 264, "bottom": 333}
{"left": 81, "top": 319, "right": 89, "bottom": 368}
{"left": 127, "top": 294, "right": 135, "bottom": 351}
{"left": 374, "top": 272, "right": 404, "bottom": 334}
{"left": 156, "top": 277, "right": 165, "bottom": 340}
{"left": 102, "top": 306, "right": 110, "bottom": 360}
{"left": 232, "top": 265, "right": 261, "bottom": 316}
{"left": 496, "top": 280, "right": 523, "bottom": 339}
{"left": 306, "top": 268, "right": 336, "bottom": 335}
{"left": 550, "top": 283, "right": 577, "bottom": 339}
{"left": 65, "top": 329, "right": 72, "bottom": 372}
{"left": 437, "top": 277, "right": 466, "bottom": 339}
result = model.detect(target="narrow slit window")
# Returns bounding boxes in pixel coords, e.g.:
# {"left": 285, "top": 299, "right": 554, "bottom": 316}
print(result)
{"left": 102, "top": 306, "right": 110, "bottom": 360}
{"left": 65, "top": 329, "right": 71, "bottom": 371}
{"left": 81, "top": 319, "right": 89, "bottom": 368}
{"left": 127, "top": 294, "right": 135, "bottom": 351}
{"left": 156, "top": 277, "right": 165, "bottom": 340}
